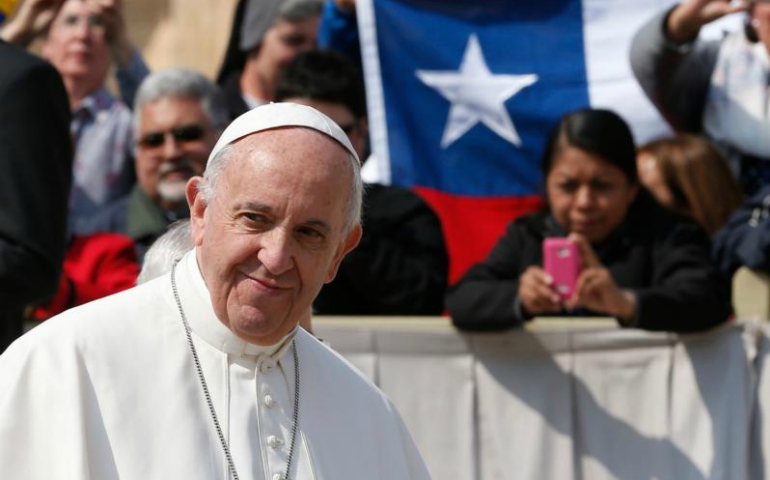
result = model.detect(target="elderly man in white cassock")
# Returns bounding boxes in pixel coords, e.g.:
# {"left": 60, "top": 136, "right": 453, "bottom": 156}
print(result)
{"left": 0, "top": 103, "right": 431, "bottom": 480}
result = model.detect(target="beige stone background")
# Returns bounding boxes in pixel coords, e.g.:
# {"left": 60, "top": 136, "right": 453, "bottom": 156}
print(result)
{"left": 123, "top": 0, "right": 240, "bottom": 79}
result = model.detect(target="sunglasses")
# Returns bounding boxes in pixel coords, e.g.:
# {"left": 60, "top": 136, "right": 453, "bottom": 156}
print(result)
{"left": 137, "top": 125, "right": 207, "bottom": 149}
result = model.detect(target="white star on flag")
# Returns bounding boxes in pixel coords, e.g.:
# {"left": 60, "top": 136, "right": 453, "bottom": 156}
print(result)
{"left": 416, "top": 34, "right": 538, "bottom": 149}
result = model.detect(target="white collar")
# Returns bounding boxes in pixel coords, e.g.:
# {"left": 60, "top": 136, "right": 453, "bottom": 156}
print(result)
{"left": 178, "top": 250, "right": 296, "bottom": 358}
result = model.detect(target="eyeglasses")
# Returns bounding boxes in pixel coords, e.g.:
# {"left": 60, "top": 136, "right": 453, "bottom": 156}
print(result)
{"left": 59, "top": 14, "right": 106, "bottom": 31}
{"left": 137, "top": 125, "right": 208, "bottom": 149}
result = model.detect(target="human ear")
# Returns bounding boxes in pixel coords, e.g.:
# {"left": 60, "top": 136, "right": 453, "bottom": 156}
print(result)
{"left": 324, "top": 224, "right": 362, "bottom": 283}
{"left": 186, "top": 177, "right": 207, "bottom": 247}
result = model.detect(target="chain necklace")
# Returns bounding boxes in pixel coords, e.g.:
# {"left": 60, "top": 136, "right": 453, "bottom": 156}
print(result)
{"left": 171, "top": 262, "right": 301, "bottom": 480}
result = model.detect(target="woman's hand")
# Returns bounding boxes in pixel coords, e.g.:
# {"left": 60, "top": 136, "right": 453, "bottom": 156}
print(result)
{"left": 0, "top": 0, "right": 64, "bottom": 47}
{"left": 518, "top": 266, "right": 562, "bottom": 317}
{"left": 667, "top": 0, "right": 749, "bottom": 43}
{"left": 89, "top": 0, "right": 133, "bottom": 67}
{"left": 566, "top": 234, "right": 636, "bottom": 321}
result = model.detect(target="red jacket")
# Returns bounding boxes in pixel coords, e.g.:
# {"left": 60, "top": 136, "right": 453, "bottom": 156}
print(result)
{"left": 34, "top": 233, "right": 139, "bottom": 320}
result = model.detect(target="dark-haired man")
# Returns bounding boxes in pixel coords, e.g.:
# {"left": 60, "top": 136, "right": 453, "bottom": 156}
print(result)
{"left": 276, "top": 49, "right": 449, "bottom": 315}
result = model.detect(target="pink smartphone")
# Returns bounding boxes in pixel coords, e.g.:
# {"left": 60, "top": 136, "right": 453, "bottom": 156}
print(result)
{"left": 542, "top": 238, "right": 581, "bottom": 301}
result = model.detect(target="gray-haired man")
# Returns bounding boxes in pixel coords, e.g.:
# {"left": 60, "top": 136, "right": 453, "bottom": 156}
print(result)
{"left": 85, "top": 67, "right": 228, "bottom": 261}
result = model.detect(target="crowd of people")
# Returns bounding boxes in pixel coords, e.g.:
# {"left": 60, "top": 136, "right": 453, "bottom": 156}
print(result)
{"left": 2, "top": 0, "right": 770, "bottom": 476}
{"left": 1, "top": 0, "right": 770, "bottom": 347}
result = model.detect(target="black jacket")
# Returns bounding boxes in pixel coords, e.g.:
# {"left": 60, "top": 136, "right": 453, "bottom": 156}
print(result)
{"left": 0, "top": 42, "right": 72, "bottom": 351}
{"left": 313, "top": 184, "right": 448, "bottom": 315}
{"left": 446, "top": 194, "right": 730, "bottom": 332}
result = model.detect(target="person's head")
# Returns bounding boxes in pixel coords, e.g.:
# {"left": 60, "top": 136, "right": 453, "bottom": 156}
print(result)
{"left": 275, "top": 49, "right": 368, "bottom": 159}
{"left": 239, "top": 0, "right": 322, "bottom": 102}
{"left": 133, "top": 68, "right": 228, "bottom": 212}
{"left": 637, "top": 134, "right": 744, "bottom": 235}
{"left": 185, "top": 103, "right": 362, "bottom": 346}
{"left": 542, "top": 108, "right": 639, "bottom": 244}
{"left": 41, "top": 0, "right": 111, "bottom": 96}
{"left": 136, "top": 220, "right": 193, "bottom": 284}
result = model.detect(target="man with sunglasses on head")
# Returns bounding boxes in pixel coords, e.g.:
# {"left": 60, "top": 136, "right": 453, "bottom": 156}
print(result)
{"left": 84, "top": 68, "right": 228, "bottom": 262}
{"left": 1, "top": 0, "right": 149, "bottom": 234}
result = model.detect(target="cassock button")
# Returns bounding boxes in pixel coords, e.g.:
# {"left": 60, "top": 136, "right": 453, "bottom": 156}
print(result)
{"left": 267, "top": 435, "right": 283, "bottom": 449}
{"left": 264, "top": 394, "right": 277, "bottom": 408}
{"left": 272, "top": 474, "right": 284, "bottom": 480}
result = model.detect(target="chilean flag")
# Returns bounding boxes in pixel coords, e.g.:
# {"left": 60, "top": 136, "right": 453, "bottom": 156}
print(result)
{"left": 357, "top": 0, "right": 708, "bottom": 284}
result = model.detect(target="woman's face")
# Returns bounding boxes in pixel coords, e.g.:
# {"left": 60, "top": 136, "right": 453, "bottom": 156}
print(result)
{"left": 636, "top": 152, "right": 676, "bottom": 210}
{"left": 546, "top": 146, "right": 638, "bottom": 244}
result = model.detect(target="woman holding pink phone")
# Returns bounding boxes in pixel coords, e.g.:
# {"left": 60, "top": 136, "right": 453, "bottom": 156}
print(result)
{"left": 446, "top": 109, "right": 730, "bottom": 332}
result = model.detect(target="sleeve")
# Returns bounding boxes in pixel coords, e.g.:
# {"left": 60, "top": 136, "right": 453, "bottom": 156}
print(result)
{"left": 629, "top": 7, "right": 721, "bottom": 133}
{"left": 315, "top": 191, "right": 449, "bottom": 315}
{"left": 634, "top": 221, "right": 730, "bottom": 332}
{"left": 446, "top": 221, "right": 529, "bottom": 331}
{"left": 317, "top": 0, "right": 362, "bottom": 71}
{"left": 114, "top": 48, "right": 150, "bottom": 109}
{"left": 712, "top": 186, "right": 770, "bottom": 278}
{"left": 0, "top": 51, "right": 72, "bottom": 311}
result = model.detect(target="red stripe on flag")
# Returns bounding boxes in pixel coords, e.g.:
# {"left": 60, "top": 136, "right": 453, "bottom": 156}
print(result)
{"left": 413, "top": 187, "right": 544, "bottom": 285}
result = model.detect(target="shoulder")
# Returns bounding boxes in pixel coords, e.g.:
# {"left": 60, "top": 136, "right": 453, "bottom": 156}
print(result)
{"left": 364, "top": 184, "right": 435, "bottom": 215}
{"left": 79, "top": 195, "right": 131, "bottom": 234}
{"left": 627, "top": 193, "right": 709, "bottom": 245}
{"left": 5, "top": 278, "right": 170, "bottom": 360}
{"left": 0, "top": 42, "right": 54, "bottom": 80}
{"left": 296, "top": 330, "right": 390, "bottom": 404}
{"left": 503, "top": 210, "right": 549, "bottom": 239}
{"left": 0, "top": 44, "right": 64, "bottom": 100}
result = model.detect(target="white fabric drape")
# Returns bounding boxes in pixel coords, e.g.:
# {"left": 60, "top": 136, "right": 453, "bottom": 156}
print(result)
{"left": 315, "top": 319, "right": 769, "bottom": 480}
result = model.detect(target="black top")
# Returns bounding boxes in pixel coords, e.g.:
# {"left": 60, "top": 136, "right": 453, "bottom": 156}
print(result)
{"left": 446, "top": 194, "right": 730, "bottom": 332}
{"left": 0, "top": 41, "right": 73, "bottom": 350}
{"left": 313, "top": 184, "right": 449, "bottom": 315}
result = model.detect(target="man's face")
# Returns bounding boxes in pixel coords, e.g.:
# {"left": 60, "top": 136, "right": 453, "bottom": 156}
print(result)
{"left": 248, "top": 17, "right": 319, "bottom": 97}
{"left": 41, "top": 0, "right": 110, "bottom": 92}
{"left": 135, "top": 96, "right": 218, "bottom": 210}
{"left": 187, "top": 128, "right": 361, "bottom": 346}
{"left": 282, "top": 97, "right": 368, "bottom": 159}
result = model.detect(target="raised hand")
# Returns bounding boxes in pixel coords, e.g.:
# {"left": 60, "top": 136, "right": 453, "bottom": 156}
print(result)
{"left": 667, "top": 0, "right": 750, "bottom": 43}
{"left": 518, "top": 266, "right": 562, "bottom": 317}
{"left": 88, "top": 0, "right": 132, "bottom": 66}
{"left": 565, "top": 233, "right": 636, "bottom": 320}
{"left": 1, "top": 0, "right": 65, "bottom": 47}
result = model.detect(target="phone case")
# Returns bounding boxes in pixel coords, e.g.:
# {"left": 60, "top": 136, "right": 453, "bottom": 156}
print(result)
{"left": 542, "top": 238, "right": 581, "bottom": 300}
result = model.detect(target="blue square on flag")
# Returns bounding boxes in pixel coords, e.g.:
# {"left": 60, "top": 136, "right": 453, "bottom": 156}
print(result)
{"left": 362, "top": 0, "right": 590, "bottom": 196}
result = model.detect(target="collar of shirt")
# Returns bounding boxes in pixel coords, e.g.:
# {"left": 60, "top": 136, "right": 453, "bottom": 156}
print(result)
{"left": 180, "top": 249, "right": 297, "bottom": 359}
{"left": 75, "top": 87, "right": 116, "bottom": 118}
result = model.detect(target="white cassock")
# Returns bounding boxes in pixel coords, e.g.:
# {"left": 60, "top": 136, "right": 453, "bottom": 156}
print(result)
{"left": 0, "top": 251, "right": 431, "bottom": 480}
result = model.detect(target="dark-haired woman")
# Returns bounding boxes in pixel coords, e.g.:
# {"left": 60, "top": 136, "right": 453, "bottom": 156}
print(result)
{"left": 446, "top": 109, "right": 729, "bottom": 332}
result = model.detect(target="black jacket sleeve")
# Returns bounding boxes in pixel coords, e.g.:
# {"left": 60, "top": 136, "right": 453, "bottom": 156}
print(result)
{"left": 447, "top": 219, "right": 535, "bottom": 331}
{"left": 0, "top": 43, "right": 72, "bottom": 312}
{"left": 634, "top": 218, "right": 730, "bottom": 332}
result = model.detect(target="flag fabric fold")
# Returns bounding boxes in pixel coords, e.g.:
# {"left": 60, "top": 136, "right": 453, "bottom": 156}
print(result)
{"left": 358, "top": 0, "right": 687, "bottom": 283}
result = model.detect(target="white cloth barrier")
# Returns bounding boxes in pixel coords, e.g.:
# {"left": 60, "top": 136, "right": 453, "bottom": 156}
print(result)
{"left": 313, "top": 318, "right": 769, "bottom": 480}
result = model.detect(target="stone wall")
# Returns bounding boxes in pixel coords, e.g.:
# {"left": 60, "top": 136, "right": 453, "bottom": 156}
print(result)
{"left": 124, "top": 0, "right": 239, "bottom": 80}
